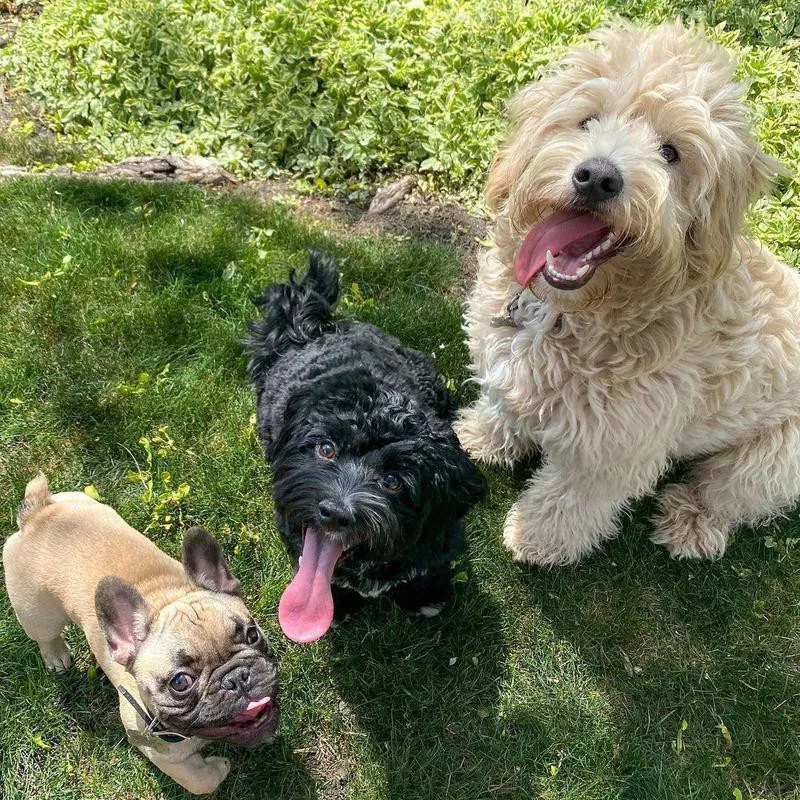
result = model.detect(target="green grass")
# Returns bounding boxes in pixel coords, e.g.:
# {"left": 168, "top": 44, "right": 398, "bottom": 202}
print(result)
{"left": 1, "top": 0, "right": 799, "bottom": 200}
{"left": 1, "top": 177, "right": 800, "bottom": 800}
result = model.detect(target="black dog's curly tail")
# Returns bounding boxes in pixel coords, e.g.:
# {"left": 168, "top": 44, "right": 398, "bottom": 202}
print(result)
{"left": 246, "top": 250, "right": 340, "bottom": 385}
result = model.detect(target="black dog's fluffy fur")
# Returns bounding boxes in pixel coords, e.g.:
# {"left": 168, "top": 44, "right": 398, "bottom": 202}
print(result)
{"left": 246, "top": 251, "right": 486, "bottom": 618}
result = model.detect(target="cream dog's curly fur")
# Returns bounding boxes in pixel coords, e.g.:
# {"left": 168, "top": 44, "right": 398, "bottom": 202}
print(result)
{"left": 456, "top": 22, "right": 800, "bottom": 566}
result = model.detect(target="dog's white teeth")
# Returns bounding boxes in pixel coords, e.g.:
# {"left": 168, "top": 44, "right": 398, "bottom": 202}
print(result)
{"left": 581, "top": 233, "right": 617, "bottom": 263}
{"left": 544, "top": 249, "right": 581, "bottom": 281}
{"left": 264, "top": 697, "right": 271, "bottom": 704}
{"left": 576, "top": 264, "right": 592, "bottom": 278}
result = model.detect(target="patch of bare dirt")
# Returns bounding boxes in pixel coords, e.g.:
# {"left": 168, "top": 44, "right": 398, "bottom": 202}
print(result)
{"left": 242, "top": 177, "right": 489, "bottom": 290}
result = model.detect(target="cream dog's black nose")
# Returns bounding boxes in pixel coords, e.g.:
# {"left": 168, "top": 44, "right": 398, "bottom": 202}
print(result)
{"left": 572, "top": 158, "right": 623, "bottom": 202}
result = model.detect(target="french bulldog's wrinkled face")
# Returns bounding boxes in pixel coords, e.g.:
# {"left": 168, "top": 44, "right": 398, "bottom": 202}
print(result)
{"left": 134, "top": 592, "right": 279, "bottom": 746}
{"left": 95, "top": 527, "right": 279, "bottom": 747}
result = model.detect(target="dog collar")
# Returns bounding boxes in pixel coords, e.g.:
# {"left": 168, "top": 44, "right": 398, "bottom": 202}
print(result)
{"left": 117, "top": 685, "right": 190, "bottom": 744}
{"left": 491, "top": 288, "right": 524, "bottom": 328}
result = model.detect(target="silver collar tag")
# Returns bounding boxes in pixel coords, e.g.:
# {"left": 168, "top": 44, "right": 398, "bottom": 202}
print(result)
{"left": 490, "top": 288, "right": 524, "bottom": 328}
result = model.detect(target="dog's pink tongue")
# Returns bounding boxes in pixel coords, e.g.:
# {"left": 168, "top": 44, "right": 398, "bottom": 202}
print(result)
{"left": 278, "top": 527, "right": 343, "bottom": 644}
{"left": 514, "top": 212, "right": 610, "bottom": 286}
{"left": 232, "top": 697, "right": 272, "bottom": 723}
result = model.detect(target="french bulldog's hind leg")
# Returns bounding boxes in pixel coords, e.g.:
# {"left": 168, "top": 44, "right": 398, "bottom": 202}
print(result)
{"left": 147, "top": 751, "right": 231, "bottom": 795}
{"left": 4, "top": 533, "right": 73, "bottom": 671}
{"left": 12, "top": 587, "right": 72, "bottom": 672}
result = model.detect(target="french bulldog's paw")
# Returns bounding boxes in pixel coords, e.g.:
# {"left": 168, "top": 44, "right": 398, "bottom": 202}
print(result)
{"left": 40, "top": 638, "right": 72, "bottom": 672}
{"left": 192, "top": 756, "right": 231, "bottom": 795}
{"left": 417, "top": 603, "right": 444, "bottom": 618}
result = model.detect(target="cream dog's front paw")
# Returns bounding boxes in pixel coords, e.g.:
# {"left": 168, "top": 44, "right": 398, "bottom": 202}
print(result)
{"left": 651, "top": 484, "right": 728, "bottom": 559}
{"left": 502, "top": 470, "right": 620, "bottom": 567}
{"left": 501, "top": 501, "right": 571, "bottom": 567}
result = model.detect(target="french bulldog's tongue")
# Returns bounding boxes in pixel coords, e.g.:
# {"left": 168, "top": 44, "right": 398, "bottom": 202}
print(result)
{"left": 232, "top": 697, "right": 272, "bottom": 723}
{"left": 278, "top": 527, "right": 343, "bottom": 644}
{"left": 514, "top": 212, "right": 611, "bottom": 286}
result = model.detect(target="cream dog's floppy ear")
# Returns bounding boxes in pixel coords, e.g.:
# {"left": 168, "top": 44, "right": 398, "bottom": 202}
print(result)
{"left": 485, "top": 78, "right": 558, "bottom": 210}
{"left": 687, "top": 144, "right": 783, "bottom": 281}
{"left": 485, "top": 147, "right": 514, "bottom": 210}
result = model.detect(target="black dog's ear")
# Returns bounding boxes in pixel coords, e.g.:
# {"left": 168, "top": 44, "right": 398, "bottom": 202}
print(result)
{"left": 431, "top": 435, "right": 488, "bottom": 520}
{"left": 182, "top": 527, "right": 242, "bottom": 595}
{"left": 95, "top": 577, "right": 150, "bottom": 667}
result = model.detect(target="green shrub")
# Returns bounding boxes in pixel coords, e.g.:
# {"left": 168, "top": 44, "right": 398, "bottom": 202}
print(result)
{"left": 2, "top": 0, "right": 798, "bottom": 199}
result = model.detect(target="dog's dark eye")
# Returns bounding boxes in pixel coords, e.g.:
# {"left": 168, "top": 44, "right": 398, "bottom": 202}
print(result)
{"left": 316, "top": 441, "right": 336, "bottom": 460}
{"left": 245, "top": 625, "right": 260, "bottom": 646}
{"left": 169, "top": 672, "right": 195, "bottom": 693}
{"left": 660, "top": 144, "right": 679, "bottom": 163}
{"left": 380, "top": 473, "right": 402, "bottom": 492}
{"left": 579, "top": 115, "right": 598, "bottom": 130}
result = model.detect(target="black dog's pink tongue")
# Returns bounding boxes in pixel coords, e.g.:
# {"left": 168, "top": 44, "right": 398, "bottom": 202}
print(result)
{"left": 278, "top": 527, "right": 343, "bottom": 643}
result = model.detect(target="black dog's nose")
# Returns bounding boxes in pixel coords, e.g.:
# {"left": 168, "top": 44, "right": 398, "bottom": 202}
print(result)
{"left": 318, "top": 499, "right": 354, "bottom": 528}
{"left": 222, "top": 665, "right": 250, "bottom": 691}
{"left": 572, "top": 158, "right": 623, "bottom": 202}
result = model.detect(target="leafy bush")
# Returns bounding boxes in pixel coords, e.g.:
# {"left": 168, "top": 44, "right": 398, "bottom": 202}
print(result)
{"left": 2, "top": 0, "right": 798, "bottom": 199}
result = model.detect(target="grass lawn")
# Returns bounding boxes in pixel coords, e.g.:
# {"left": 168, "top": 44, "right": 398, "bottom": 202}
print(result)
{"left": 1, "top": 176, "right": 799, "bottom": 800}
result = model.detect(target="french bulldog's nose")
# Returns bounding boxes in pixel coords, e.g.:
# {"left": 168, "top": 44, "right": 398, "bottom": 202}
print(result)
{"left": 318, "top": 499, "right": 355, "bottom": 528}
{"left": 222, "top": 665, "right": 250, "bottom": 691}
{"left": 572, "top": 158, "right": 623, "bottom": 202}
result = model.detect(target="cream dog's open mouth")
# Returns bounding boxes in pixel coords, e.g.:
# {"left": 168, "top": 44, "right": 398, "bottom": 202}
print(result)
{"left": 514, "top": 211, "right": 624, "bottom": 290}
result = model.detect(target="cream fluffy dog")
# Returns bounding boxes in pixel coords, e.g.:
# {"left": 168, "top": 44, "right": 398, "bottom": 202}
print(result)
{"left": 456, "top": 22, "right": 800, "bottom": 566}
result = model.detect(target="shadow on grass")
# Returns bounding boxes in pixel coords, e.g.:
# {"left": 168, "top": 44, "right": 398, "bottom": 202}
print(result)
{"left": 518, "top": 493, "right": 800, "bottom": 798}
{"left": 324, "top": 571, "right": 518, "bottom": 799}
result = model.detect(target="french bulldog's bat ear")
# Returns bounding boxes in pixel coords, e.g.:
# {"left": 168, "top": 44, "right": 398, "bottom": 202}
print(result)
{"left": 95, "top": 577, "right": 150, "bottom": 667}
{"left": 182, "top": 527, "right": 242, "bottom": 595}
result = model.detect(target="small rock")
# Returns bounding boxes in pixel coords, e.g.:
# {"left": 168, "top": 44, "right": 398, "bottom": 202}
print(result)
{"left": 0, "top": 165, "right": 29, "bottom": 178}
{"left": 367, "top": 175, "right": 416, "bottom": 215}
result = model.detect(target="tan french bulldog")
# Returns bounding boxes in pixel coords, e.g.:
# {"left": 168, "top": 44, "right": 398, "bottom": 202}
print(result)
{"left": 3, "top": 474, "right": 279, "bottom": 795}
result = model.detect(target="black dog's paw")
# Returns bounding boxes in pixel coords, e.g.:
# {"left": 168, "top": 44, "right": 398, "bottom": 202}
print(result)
{"left": 388, "top": 572, "right": 453, "bottom": 617}
{"left": 410, "top": 602, "right": 446, "bottom": 618}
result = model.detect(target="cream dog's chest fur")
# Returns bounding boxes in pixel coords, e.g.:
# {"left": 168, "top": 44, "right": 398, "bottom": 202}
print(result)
{"left": 468, "top": 244, "right": 800, "bottom": 466}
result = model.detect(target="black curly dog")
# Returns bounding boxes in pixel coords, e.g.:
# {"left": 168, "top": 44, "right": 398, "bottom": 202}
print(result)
{"left": 246, "top": 251, "right": 486, "bottom": 642}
